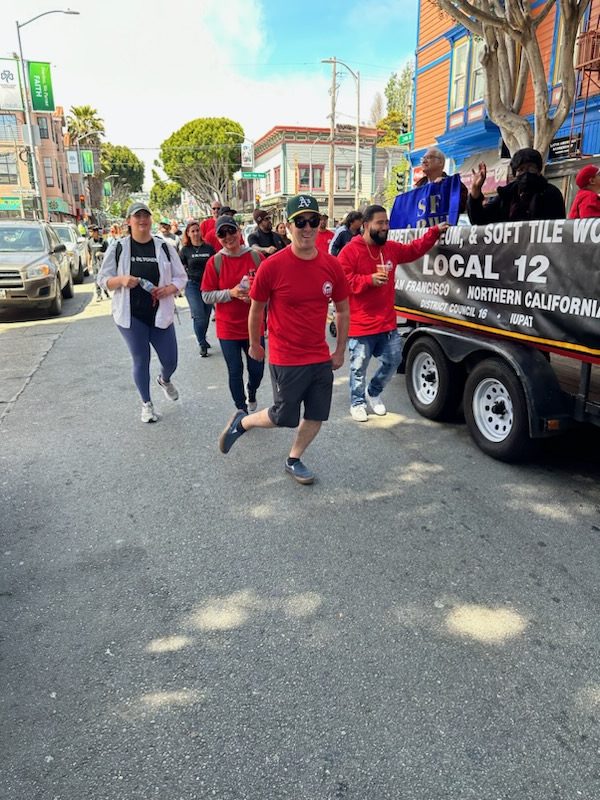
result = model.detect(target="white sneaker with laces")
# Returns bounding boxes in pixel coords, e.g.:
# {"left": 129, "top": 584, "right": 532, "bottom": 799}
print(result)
{"left": 366, "top": 390, "right": 386, "bottom": 415}
{"left": 141, "top": 401, "right": 159, "bottom": 423}
{"left": 350, "top": 405, "right": 368, "bottom": 422}
{"left": 248, "top": 400, "right": 258, "bottom": 413}
{"left": 157, "top": 375, "right": 179, "bottom": 401}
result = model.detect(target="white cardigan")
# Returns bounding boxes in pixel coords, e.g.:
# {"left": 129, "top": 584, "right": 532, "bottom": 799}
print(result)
{"left": 98, "top": 236, "right": 188, "bottom": 329}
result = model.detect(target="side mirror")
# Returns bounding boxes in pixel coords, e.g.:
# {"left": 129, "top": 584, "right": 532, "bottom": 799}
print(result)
{"left": 77, "top": 236, "right": 86, "bottom": 243}
{"left": 53, "top": 243, "right": 66, "bottom": 253}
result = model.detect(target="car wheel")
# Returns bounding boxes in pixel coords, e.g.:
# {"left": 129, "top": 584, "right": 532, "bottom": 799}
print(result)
{"left": 74, "top": 257, "right": 84, "bottom": 284}
{"left": 48, "top": 277, "right": 63, "bottom": 315}
{"left": 463, "top": 357, "right": 534, "bottom": 462}
{"left": 405, "top": 337, "right": 463, "bottom": 420}
{"left": 62, "top": 269, "right": 74, "bottom": 299}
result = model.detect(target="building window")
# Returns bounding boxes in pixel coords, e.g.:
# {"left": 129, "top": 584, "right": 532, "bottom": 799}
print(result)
{"left": 336, "top": 166, "right": 356, "bottom": 191}
{"left": 38, "top": 116, "right": 49, "bottom": 139}
{"left": 274, "top": 166, "right": 281, "bottom": 193}
{"left": 265, "top": 170, "right": 272, "bottom": 195}
{"left": 469, "top": 38, "right": 486, "bottom": 104}
{"left": 450, "top": 39, "right": 470, "bottom": 111}
{"left": 0, "top": 153, "right": 18, "bottom": 184}
{"left": 44, "top": 156, "right": 54, "bottom": 187}
{"left": 57, "top": 161, "right": 64, "bottom": 192}
{"left": 312, "top": 166, "right": 324, "bottom": 190}
{"left": 0, "top": 114, "right": 18, "bottom": 141}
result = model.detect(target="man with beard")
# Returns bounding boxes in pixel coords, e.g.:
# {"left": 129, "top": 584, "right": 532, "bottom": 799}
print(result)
{"left": 248, "top": 209, "right": 285, "bottom": 257}
{"left": 315, "top": 213, "right": 334, "bottom": 254}
{"left": 338, "top": 204, "right": 447, "bottom": 422}
{"left": 467, "top": 147, "right": 565, "bottom": 224}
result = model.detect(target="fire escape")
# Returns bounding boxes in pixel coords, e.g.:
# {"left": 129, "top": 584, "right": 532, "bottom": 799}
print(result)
{"left": 568, "top": 18, "right": 600, "bottom": 157}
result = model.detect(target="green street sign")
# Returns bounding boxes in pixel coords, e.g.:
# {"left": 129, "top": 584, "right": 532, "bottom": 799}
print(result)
{"left": 103, "top": 181, "right": 112, "bottom": 197}
{"left": 28, "top": 61, "right": 55, "bottom": 112}
{"left": 398, "top": 132, "right": 413, "bottom": 145}
{"left": 241, "top": 171, "right": 266, "bottom": 179}
{"left": 0, "top": 197, "right": 21, "bottom": 211}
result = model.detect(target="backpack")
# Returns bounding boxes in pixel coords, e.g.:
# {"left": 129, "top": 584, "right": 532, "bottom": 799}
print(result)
{"left": 115, "top": 238, "right": 172, "bottom": 268}
{"left": 213, "top": 248, "right": 261, "bottom": 277}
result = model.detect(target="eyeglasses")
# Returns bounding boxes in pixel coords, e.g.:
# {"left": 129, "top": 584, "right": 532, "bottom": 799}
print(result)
{"left": 212, "top": 206, "right": 221, "bottom": 212}
{"left": 217, "top": 227, "right": 237, "bottom": 238}
{"left": 421, "top": 155, "right": 441, "bottom": 163}
{"left": 292, "top": 215, "right": 320, "bottom": 229}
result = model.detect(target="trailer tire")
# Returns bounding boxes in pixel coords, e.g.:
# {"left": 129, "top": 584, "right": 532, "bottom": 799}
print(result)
{"left": 405, "top": 338, "right": 462, "bottom": 420}
{"left": 463, "top": 357, "right": 534, "bottom": 462}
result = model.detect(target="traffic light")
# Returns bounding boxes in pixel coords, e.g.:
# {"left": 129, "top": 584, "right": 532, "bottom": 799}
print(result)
{"left": 79, "top": 194, "right": 85, "bottom": 205}
{"left": 255, "top": 194, "right": 260, "bottom": 208}
{"left": 396, "top": 172, "right": 407, "bottom": 193}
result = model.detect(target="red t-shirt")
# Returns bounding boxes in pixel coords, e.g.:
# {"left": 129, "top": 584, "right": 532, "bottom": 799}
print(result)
{"left": 201, "top": 250, "right": 264, "bottom": 340}
{"left": 315, "top": 229, "right": 334, "bottom": 255}
{"left": 337, "top": 227, "right": 440, "bottom": 337}
{"left": 199, "top": 217, "right": 216, "bottom": 241}
{"left": 250, "top": 247, "right": 349, "bottom": 366}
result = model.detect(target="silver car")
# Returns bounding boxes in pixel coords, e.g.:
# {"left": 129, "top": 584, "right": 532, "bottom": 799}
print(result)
{"left": 0, "top": 220, "right": 73, "bottom": 316}
{"left": 51, "top": 222, "right": 88, "bottom": 283}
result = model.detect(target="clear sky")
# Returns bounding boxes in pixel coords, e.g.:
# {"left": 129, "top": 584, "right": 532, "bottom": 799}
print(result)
{"left": 1, "top": 0, "right": 418, "bottom": 188}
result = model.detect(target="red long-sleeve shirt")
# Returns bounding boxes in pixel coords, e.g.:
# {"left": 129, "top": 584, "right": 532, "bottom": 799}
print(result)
{"left": 338, "top": 227, "right": 440, "bottom": 337}
{"left": 568, "top": 188, "right": 600, "bottom": 219}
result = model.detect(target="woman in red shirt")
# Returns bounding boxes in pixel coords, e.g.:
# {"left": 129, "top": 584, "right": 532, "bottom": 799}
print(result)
{"left": 201, "top": 216, "right": 264, "bottom": 413}
{"left": 568, "top": 165, "right": 600, "bottom": 219}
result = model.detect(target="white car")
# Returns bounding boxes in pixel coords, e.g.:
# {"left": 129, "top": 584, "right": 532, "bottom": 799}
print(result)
{"left": 51, "top": 223, "right": 88, "bottom": 284}
{"left": 242, "top": 223, "right": 257, "bottom": 246}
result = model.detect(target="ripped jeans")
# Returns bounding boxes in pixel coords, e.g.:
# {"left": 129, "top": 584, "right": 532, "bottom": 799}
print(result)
{"left": 348, "top": 329, "right": 403, "bottom": 408}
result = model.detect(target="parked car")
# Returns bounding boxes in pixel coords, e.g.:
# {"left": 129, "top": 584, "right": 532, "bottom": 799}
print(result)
{"left": 0, "top": 220, "right": 73, "bottom": 316}
{"left": 242, "top": 223, "right": 257, "bottom": 246}
{"left": 51, "top": 222, "right": 88, "bottom": 283}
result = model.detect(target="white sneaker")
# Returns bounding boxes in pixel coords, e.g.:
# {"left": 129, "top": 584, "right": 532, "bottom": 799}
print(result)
{"left": 366, "top": 390, "right": 386, "bottom": 415}
{"left": 141, "top": 401, "right": 159, "bottom": 423}
{"left": 157, "top": 375, "right": 179, "bottom": 401}
{"left": 248, "top": 400, "right": 258, "bottom": 413}
{"left": 350, "top": 405, "right": 368, "bottom": 422}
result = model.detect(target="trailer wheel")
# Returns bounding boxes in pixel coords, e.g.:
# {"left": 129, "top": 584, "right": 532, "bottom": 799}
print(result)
{"left": 405, "top": 338, "right": 462, "bottom": 420}
{"left": 463, "top": 357, "right": 533, "bottom": 462}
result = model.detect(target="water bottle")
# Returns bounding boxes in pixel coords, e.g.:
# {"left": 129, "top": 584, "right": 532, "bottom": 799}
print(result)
{"left": 138, "top": 278, "right": 155, "bottom": 293}
{"left": 239, "top": 275, "right": 250, "bottom": 291}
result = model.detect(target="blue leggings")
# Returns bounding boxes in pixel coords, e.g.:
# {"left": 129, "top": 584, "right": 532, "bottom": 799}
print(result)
{"left": 117, "top": 317, "right": 178, "bottom": 403}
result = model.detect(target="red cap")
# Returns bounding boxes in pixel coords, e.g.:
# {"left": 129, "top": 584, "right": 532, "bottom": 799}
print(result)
{"left": 575, "top": 164, "right": 599, "bottom": 189}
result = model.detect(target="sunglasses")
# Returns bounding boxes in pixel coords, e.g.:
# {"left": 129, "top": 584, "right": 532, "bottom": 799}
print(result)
{"left": 212, "top": 206, "right": 221, "bottom": 212}
{"left": 292, "top": 215, "right": 320, "bottom": 229}
{"left": 217, "top": 227, "right": 237, "bottom": 238}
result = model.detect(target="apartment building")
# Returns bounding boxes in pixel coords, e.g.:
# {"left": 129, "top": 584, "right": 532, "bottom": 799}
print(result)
{"left": 412, "top": 1, "right": 600, "bottom": 205}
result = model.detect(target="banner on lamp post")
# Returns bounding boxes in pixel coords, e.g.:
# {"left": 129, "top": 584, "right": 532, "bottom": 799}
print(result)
{"left": 241, "top": 140, "right": 254, "bottom": 169}
{"left": 66, "top": 150, "right": 79, "bottom": 174}
{"left": 80, "top": 150, "right": 95, "bottom": 175}
{"left": 28, "top": 61, "right": 55, "bottom": 112}
{"left": 0, "top": 59, "right": 23, "bottom": 111}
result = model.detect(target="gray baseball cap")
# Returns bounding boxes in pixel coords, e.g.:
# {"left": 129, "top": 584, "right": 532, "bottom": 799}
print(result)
{"left": 126, "top": 201, "right": 151, "bottom": 217}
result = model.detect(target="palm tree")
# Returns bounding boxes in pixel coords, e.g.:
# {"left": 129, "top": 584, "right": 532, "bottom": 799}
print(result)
{"left": 66, "top": 105, "right": 105, "bottom": 147}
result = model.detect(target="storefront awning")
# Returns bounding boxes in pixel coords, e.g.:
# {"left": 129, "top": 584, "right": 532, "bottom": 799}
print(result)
{"left": 458, "top": 149, "right": 511, "bottom": 193}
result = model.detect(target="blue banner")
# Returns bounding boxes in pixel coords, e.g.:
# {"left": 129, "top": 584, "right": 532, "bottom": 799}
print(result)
{"left": 390, "top": 174, "right": 463, "bottom": 229}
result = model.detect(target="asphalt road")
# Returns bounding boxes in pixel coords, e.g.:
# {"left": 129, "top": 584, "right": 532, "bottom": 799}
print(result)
{"left": 1, "top": 279, "right": 599, "bottom": 800}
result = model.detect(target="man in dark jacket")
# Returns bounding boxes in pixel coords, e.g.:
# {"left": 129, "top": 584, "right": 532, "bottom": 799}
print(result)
{"left": 467, "top": 147, "right": 565, "bottom": 223}
{"left": 248, "top": 209, "right": 284, "bottom": 257}
{"left": 329, "top": 210, "right": 363, "bottom": 256}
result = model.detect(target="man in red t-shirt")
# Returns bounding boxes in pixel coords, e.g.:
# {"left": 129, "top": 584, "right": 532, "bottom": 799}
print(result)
{"left": 315, "top": 213, "right": 334, "bottom": 255}
{"left": 338, "top": 204, "right": 447, "bottom": 422}
{"left": 218, "top": 194, "right": 350, "bottom": 484}
{"left": 199, "top": 200, "right": 222, "bottom": 246}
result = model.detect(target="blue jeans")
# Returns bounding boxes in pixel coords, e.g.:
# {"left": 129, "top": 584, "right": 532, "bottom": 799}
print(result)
{"left": 348, "top": 329, "right": 403, "bottom": 407}
{"left": 219, "top": 337, "right": 265, "bottom": 411}
{"left": 117, "top": 317, "right": 178, "bottom": 403}
{"left": 185, "top": 280, "right": 212, "bottom": 347}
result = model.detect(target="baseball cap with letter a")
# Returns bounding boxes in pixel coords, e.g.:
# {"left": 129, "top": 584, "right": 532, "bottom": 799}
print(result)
{"left": 286, "top": 194, "right": 320, "bottom": 221}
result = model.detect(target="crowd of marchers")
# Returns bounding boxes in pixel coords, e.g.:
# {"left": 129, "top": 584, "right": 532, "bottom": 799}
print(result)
{"left": 95, "top": 148, "right": 600, "bottom": 484}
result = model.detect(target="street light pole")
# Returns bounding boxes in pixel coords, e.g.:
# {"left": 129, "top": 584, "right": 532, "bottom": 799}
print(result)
{"left": 15, "top": 9, "right": 80, "bottom": 220}
{"left": 322, "top": 57, "right": 361, "bottom": 211}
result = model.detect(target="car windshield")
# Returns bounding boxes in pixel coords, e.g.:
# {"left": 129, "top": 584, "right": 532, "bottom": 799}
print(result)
{"left": 0, "top": 227, "right": 44, "bottom": 252}
{"left": 52, "top": 226, "right": 73, "bottom": 243}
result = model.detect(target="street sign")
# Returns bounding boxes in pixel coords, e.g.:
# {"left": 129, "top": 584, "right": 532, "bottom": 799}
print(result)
{"left": 241, "top": 171, "right": 266, "bottom": 179}
{"left": 398, "top": 132, "right": 413, "bottom": 145}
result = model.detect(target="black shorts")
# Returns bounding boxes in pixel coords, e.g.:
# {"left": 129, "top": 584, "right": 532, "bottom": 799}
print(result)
{"left": 268, "top": 361, "right": 333, "bottom": 427}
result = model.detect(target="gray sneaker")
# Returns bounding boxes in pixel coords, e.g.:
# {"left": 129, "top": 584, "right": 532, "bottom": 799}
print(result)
{"left": 219, "top": 410, "right": 247, "bottom": 454}
{"left": 157, "top": 375, "right": 179, "bottom": 401}
{"left": 141, "top": 401, "right": 159, "bottom": 423}
{"left": 285, "top": 459, "right": 315, "bottom": 485}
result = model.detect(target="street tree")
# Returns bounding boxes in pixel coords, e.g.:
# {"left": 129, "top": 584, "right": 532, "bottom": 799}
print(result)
{"left": 150, "top": 170, "right": 182, "bottom": 217}
{"left": 430, "top": 0, "right": 591, "bottom": 155}
{"left": 384, "top": 63, "right": 414, "bottom": 116}
{"left": 370, "top": 92, "right": 385, "bottom": 126}
{"left": 376, "top": 111, "right": 408, "bottom": 147}
{"left": 66, "top": 105, "right": 106, "bottom": 212}
{"left": 100, "top": 143, "right": 144, "bottom": 203}
{"left": 159, "top": 118, "right": 243, "bottom": 208}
